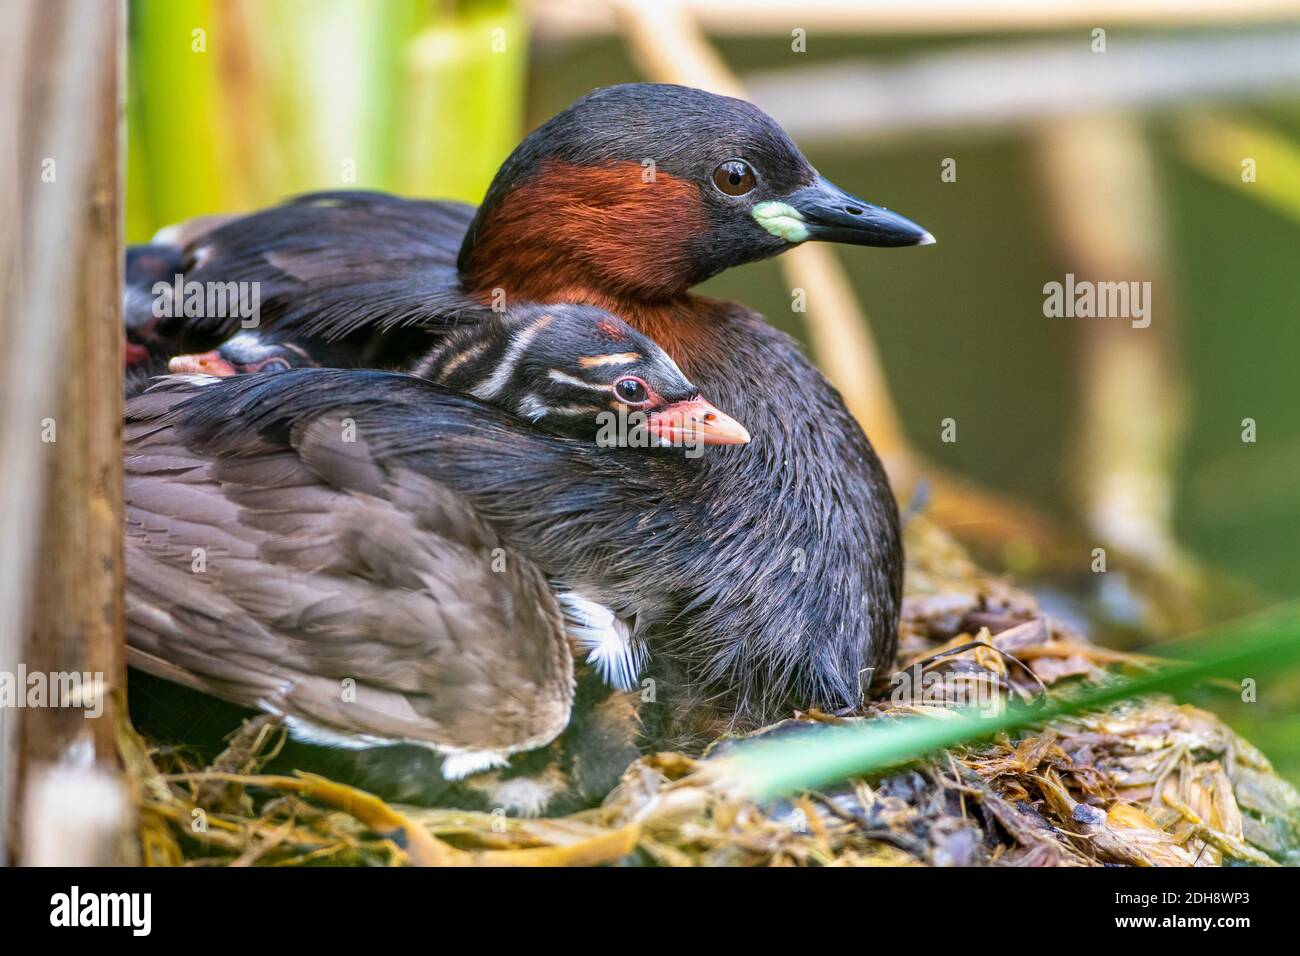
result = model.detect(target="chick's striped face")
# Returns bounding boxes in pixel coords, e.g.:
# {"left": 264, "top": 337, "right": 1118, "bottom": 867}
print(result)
{"left": 423, "top": 309, "right": 691, "bottom": 439}
{"left": 416, "top": 306, "right": 749, "bottom": 448}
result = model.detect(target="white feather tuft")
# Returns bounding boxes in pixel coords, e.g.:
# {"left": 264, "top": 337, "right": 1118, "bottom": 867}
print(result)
{"left": 558, "top": 592, "right": 646, "bottom": 691}
{"left": 441, "top": 749, "right": 510, "bottom": 781}
{"left": 271, "top": 711, "right": 510, "bottom": 783}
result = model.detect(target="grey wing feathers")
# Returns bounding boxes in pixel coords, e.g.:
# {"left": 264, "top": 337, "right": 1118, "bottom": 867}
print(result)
{"left": 124, "top": 387, "right": 574, "bottom": 755}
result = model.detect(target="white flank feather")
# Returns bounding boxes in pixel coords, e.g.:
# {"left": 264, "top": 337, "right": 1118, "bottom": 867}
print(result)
{"left": 558, "top": 592, "right": 646, "bottom": 691}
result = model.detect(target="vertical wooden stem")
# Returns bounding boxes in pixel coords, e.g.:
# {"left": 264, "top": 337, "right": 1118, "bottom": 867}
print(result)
{"left": 0, "top": 0, "right": 125, "bottom": 864}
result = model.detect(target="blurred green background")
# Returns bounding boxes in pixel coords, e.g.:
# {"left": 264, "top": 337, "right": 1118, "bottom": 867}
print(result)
{"left": 126, "top": 1, "right": 1300, "bottom": 781}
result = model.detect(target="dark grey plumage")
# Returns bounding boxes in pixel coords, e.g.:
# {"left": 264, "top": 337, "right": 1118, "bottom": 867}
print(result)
{"left": 132, "top": 192, "right": 485, "bottom": 347}
{"left": 128, "top": 307, "right": 899, "bottom": 729}
{"left": 127, "top": 303, "right": 761, "bottom": 778}
{"left": 121, "top": 82, "right": 914, "bottom": 738}
{"left": 126, "top": 383, "right": 575, "bottom": 761}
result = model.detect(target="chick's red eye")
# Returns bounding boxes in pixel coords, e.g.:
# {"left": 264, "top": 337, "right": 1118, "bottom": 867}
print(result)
{"left": 614, "top": 377, "right": 649, "bottom": 404}
{"left": 713, "top": 160, "right": 756, "bottom": 196}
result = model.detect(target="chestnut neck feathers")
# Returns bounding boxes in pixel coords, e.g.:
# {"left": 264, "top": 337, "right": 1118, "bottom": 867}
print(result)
{"left": 458, "top": 84, "right": 814, "bottom": 301}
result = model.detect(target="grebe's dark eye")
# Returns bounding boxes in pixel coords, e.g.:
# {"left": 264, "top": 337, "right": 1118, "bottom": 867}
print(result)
{"left": 712, "top": 160, "right": 756, "bottom": 196}
{"left": 614, "top": 376, "right": 649, "bottom": 404}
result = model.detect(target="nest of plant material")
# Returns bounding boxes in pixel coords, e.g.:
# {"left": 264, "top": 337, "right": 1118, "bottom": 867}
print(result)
{"left": 120, "top": 518, "right": 1300, "bottom": 866}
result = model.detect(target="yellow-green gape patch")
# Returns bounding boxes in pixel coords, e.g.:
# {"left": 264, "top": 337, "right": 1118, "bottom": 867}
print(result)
{"left": 751, "top": 201, "right": 809, "bottom": 243}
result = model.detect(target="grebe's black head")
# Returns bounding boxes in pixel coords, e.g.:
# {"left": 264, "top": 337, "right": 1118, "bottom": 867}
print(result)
{"left": 459, "top": 83, "right": 933, "bottom": 301}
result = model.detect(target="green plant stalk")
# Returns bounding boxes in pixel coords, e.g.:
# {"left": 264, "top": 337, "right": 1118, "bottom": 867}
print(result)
{"left": 1180, "top": 112, "right": 1300, "bottom": 227}
{"left": 395, "top": 3, "right": 526, "bottom": 203}
{"left": 127, "top": 0, "right": 225, "bottom": 240}
{"left": 723, "top": 602, "right": 1300, "bottom": 798}
{"left": 128, "top": 0, "right": 524, "bottom": 239}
